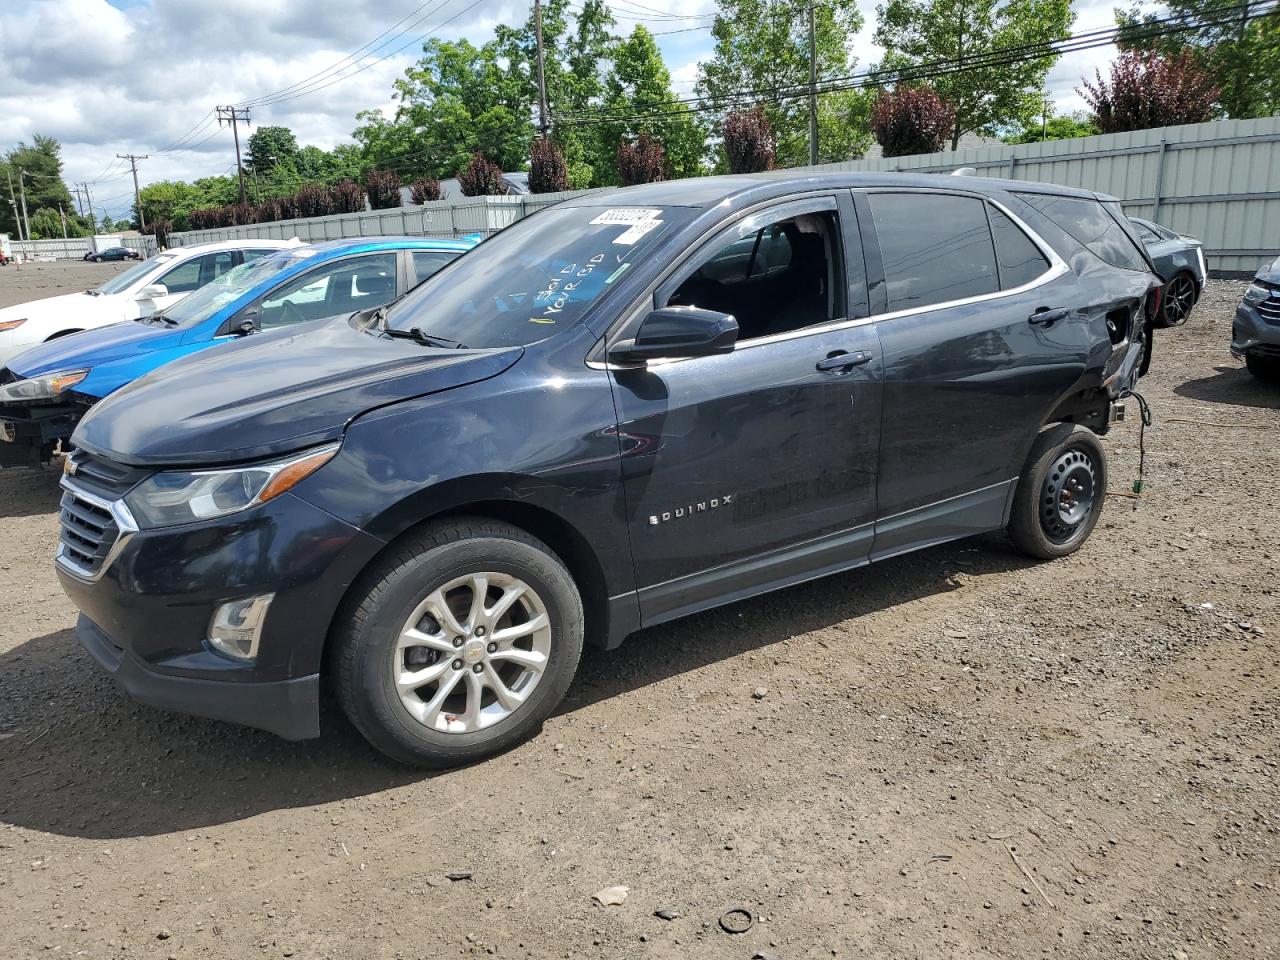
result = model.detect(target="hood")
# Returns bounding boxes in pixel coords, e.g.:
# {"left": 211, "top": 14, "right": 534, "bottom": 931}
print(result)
{"left": 73, "top": 316, "right": 524, "bottom": 467}
{"left": 1258, "top": 256, "right": 1280, "bottom": 285}
{"left": 0, "top": 290, "right": 118, "bottom": 326}
{"left": 7, "top": 320, "right": 177, "bottom": 378}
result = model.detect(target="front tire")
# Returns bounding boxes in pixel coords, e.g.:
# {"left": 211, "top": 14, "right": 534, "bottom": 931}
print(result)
{"left": 335, "top": 518, "right": 584, "bottom": 768}
{"left": 1246, "top": 354, "right": 1280, "bottom": 380}
{"left": 1007, "top": 424, "right": 1107, "bottom": 560}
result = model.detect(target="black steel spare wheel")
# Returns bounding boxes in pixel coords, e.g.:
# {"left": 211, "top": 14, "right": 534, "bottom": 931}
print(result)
{"left": 1040, "top": 448, "right": 1096, "bottom": 543}
{"left": 1007, "top": 423, "right": 1107, "bottom": 560}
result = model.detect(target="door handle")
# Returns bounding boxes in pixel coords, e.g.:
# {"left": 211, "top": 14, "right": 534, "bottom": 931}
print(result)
{"left": 816, "top": 350, "right": 873, "bottom": 372}
{"left": 1029, "top": 307, "right": 1069, "bottom": 327}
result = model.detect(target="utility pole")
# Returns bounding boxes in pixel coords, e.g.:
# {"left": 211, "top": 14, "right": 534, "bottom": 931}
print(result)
{"left": 534, "top": 0, "right": 549, "bottom": 136}
{"left": 58, "top": 204, "right": 68, "bottom": 240}
{"left": 217, "top": 105, "right": 252, "bottom": 204}
{"left": 4, "top": 167, "right": 23, "bottom": 241}
{"left": 117, "top": 154, "right": 148, "bottom": 230}
{"left": 81, "top": 182, "right": 96, "bottom": 229}
{"left": 71, "top": 184, "right": 84, "bottom": 217}
{"left": 17, "top": 169, "right": 31, "bottom": 242}
{"left": 808, "top": 2, "right": 818, "bottom": 165}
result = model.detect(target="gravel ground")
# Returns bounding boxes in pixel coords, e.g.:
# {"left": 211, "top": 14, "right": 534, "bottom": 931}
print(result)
{"left": 0, "top": 263, "right": 1276, "bottom": 960}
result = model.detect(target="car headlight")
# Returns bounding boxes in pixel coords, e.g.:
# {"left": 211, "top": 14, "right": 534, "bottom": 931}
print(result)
{"left": 1243, "top": 282, "right": 1271, "bottom": 305}
{"left": 124, "top": 443, "right": 339, "bottom": 529}
{"left": 0, "top": 369, "right": 88, "bottom": 402}
{"left": 0, "top": 318, "right": 27, "bottom": 332}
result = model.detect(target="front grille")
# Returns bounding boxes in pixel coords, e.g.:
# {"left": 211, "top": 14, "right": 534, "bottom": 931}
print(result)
{"left": 1257, "top": 297, "right": 1280, "bottom": 325}
{"left": 63, "top": 450, "right": 150, "bottom": 500}
{"left": 58, "top": 484, "right": 121, "bottom": 577}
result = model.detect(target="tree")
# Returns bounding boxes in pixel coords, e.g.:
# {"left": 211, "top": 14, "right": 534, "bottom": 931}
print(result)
{"left": 366, "top": 170, "right": 403, "bottom": 209}
{"left": 870, "top": 84, "right": 957, "bottom": 156}
{"left": 247, "top": 126, "right": 299, "bottom": 173}
{"left": 723, "top": 105, "right": 776, "bottom": 173}
{"left": 457, "top": 153, "right": 508, "bottom": 196}
{"left": 874, "top": 0, "right": 1075, "bottom": 149}
{"left": 410, "top": 177, "right": 442, "bottom": 203}
{"left": 593, "top": 26, "right": 705, "bottom": 183}
{"left": 333, "top": 179, "right": 365, "bottom": 213}
{"left": 295, "top": 184, "right": 336, "bottom": 217}
{"left": 698, "top": 0, "right": 865, "bottom": 166}
{"left": 28, "top": 208, "right": 67, "bottom": 240}
{"left": 1079, "top": 49, "right": 1220, "bottom": 133}
{"left": 2, "top": 135, "right": 79, "bottom": 237}
{"left": 1003, "top": 110, "right": 1099, "bottom": 143}
{"left": 617, "top": 133, "right": 665, "bottom": 185}
{"left": 1116, "top": 0, "right": 1279, "bottom": 119}
{"left": 529, "top": 138, "right": 569, "bottom": 193}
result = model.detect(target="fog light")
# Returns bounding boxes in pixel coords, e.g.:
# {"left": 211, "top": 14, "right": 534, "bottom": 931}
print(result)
{"left": 208, "top": 594, "right": 274, "bottom": 661}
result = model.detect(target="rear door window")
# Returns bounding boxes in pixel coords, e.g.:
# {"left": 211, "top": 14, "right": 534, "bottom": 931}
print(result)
{"left": 869, "top": 193, "right": 998, "bottom": 311}
{"left": 1016, "top": 193, "right": 1148, "bottom": 271}
{"left": 411, "top": 250, "right": 461, "bottom": 285}
{"left": 988, "top": 206, "right": 1050, "bottom": 290}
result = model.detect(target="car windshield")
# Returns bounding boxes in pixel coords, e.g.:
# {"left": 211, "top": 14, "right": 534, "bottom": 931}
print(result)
{"left": 384, "top": 204, "right": 695, "bottom": 348}
{"left": 159, "top": 249, "right": 314, "bottom": 327}
{"left": 91, "top": 254, "right": 176, "bottom": 296}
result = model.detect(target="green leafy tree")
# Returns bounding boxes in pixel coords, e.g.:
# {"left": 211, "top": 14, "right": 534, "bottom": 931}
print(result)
{"left": 1, "top": 135, "right": 79, "bottom": 237}
{"left": 138, "top": 180, "right": 204, "bottom": 231}
{"left": 698, "top": 0, "right": 865, "bottom": 167}
{"left": 874, "top": 0, "right": 1075, "bottom": 149}
{"left": 1003, "top": 110, "right": 1099, "bottom": 143}
{"left": 1116, "top": 1, "right": 1279, "bottom": 119}
{"left": 247, "top": 125, "right": 300, "bottom": 172}
{"left": 99, "top": 215, "right": 116, "bottom": 232}
{"left": 595, "top": 26, "right": 705, "bottom": 183}
{"left": 28, "top": 207, "right": 66, "bottom": 240}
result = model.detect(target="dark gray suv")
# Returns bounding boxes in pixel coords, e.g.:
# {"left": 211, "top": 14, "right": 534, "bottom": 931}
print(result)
{"left": 58, "top": 172, "right": 1160, "bottom": 766}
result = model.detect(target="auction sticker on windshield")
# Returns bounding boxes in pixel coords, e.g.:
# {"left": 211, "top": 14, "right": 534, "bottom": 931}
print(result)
{"left": 590, "top": 208, "right": 664, "bottom": 245}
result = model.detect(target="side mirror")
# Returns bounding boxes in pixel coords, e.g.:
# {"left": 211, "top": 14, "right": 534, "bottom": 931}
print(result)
{"left": 227, "top": 310, "right": 259, "bottom": 336}
{"left": 609, "top": 306, "right": 739, "bottom": 364}
{"left": 138, "top": 283, "right": 169, "bottom": 300}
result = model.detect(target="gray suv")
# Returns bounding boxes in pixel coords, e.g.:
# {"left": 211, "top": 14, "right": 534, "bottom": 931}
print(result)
{"left": 1234, "top": 254, "right": 1280, "bottom": 379}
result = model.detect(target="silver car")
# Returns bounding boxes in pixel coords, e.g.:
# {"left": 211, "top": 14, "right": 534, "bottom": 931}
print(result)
{"left": 1129, "top": 217, "right": 1206, "bottom": 327}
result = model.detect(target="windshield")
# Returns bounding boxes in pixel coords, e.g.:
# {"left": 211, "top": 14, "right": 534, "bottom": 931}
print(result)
{"left": 385, "top": 204, "right": 695, "bottom": 348}
{"left": 92, "top": 254, "right": 176, "bottom": 295}
{"left": 160, "top": 249, "right": 313, "bottom": 326}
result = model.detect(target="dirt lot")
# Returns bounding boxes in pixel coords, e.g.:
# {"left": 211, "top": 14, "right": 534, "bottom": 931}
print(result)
{"left": 0, "top": 263, "right": 1276, "bottom": 960}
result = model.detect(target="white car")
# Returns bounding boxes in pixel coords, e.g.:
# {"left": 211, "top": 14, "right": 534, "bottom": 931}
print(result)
{"left": 0, "top": 239, "right": 301, "bottom": 366}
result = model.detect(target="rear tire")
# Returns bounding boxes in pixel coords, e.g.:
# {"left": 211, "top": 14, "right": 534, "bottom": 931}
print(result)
{"left": 1156, "top": 271, "right": 1197, "bottom": 328}
{"left": 1008, "top": 424, "right": 1107, "bottom": 560}
{"left": 1246, "top": 354, "right": 1280, "bottom": 380}
{"left": 335, "top": 517, "right": 584, "bottom": 768}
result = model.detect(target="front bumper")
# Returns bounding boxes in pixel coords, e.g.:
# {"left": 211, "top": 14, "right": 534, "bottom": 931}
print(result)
{"left": 1230, "top": 301, "right": 1280, "bottom": 359}
{"left": 77, "top": 614, "right": 322, "bottom": 740}
{"left": 0, "top": 400, "right": 80, "bottom": 467}
{"left": 56, "top": 487, "right": 387, "bottom": 740}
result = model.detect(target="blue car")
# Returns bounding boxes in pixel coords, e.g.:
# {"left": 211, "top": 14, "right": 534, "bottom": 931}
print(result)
{"left": 0, "top": 236, "right": 477, "bottom": 466}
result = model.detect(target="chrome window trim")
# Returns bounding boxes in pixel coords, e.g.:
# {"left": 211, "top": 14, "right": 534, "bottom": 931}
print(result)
{"left": 589, "top": 189, "right": 1068, "bottom": 370}
{"left": 55, "top": 476, "right": 139, "bottom": 583}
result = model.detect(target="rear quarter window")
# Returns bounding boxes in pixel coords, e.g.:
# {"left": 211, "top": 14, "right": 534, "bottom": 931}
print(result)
{"left": 1015, "top": 193, "right": 1148, "bottom": 272}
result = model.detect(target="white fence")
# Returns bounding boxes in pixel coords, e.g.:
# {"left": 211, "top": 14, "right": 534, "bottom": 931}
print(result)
{"left": 8, "top": 235, "right": 158, "bottom": 262}
{"left": 169, "top": 116, "right": 1280, "bottom": 274}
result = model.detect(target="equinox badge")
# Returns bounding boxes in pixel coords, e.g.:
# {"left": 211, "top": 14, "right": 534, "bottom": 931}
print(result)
{"left": 649, "top": 494, "right": 734, "bottom": 526}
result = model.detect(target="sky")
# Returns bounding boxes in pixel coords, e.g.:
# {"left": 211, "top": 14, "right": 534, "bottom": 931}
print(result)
{"left": 0, "top": 0, "right": 1124, "bottom": 223}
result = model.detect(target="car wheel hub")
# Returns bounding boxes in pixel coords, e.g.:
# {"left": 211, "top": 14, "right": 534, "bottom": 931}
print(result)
{"left": 1041, "top": 449, "right": 1096, "bottom": 543}
{"left": 392, "top": 572, "right": 552, "bottom": 734}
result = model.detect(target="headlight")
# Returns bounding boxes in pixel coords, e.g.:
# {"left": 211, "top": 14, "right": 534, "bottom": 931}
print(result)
{"left": 124, "top": 443, "right": 339, "bottom": 528}
{"left": 0, "top": 318, "right": 27, "bottom": 332}
{"left": 1243, "top": 282, "right": 1271, "bottom": 305}
{"left": 0, "top": 369, "right": 88, "bottom": 402}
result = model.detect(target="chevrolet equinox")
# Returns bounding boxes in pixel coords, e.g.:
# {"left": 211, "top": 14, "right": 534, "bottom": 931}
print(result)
{"left": 56, "top": 172, "right": 1158, "bottom": 767}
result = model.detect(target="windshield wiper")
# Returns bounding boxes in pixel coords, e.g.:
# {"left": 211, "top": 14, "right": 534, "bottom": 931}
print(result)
{"left": 382, "top": 326, "right": 467, "bottom": 349}
{"left": 141, "top": 313, "right": 178, "bottom": 326}
{"left": 85, "top": 289, "right": 101, "bottom": 296}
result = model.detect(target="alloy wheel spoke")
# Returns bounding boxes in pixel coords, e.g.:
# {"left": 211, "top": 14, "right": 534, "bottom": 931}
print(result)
{"left": 396, "top": 657, "right": 454, "bottom": 693}
{"left": 491, "top": 613, "right": 549, "bottom": 644}
{"left": 419, "top": 668, "right": 465, "bottom": 727}
{"left": 458, "top": 671, "right": 484, "bottom": 731}
{"left": 467, "top": 575, "right": 489, "bottom": 629}
{"left": 397, "top": 626, "right": 457, "bottom": 655}
{"left": 483, "top": 662, "right": 525, "bottom": 711}
{"left": 486, "top": 583, "right": 527, "bottom": 625}
{"left": 425, "top": 588, "right": 467, "bottom": 637}
{"left": 489, "top": 646, "right": 548, "bottom": 673}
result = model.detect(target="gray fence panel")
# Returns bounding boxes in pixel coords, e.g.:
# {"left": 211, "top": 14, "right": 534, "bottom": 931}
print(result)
{"left": 168, "top": 117, "right": 1280, "bottom": 273}
{"left": 9, "top": 236, "right": 158, "bottom": 261}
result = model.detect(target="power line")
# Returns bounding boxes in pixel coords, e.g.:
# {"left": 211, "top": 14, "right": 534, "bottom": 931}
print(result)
{"left": 556, "top": 0, "right": 1277, "bottom": 125}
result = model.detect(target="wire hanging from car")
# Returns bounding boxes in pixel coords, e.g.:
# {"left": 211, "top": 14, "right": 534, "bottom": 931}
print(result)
{"left": 1129, "top": 390, "right": 1152, "bottom": 509}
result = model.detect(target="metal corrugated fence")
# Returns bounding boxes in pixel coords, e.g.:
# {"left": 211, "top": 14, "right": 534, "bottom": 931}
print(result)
{"left": 170, "top": 117, "right": 1280, "bottom": 273}
{"left": 7, "top": 236, "right": 158, "bottom": 262}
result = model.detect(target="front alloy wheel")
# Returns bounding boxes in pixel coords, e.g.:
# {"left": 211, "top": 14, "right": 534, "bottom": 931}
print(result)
{"left": 394, "top": 572, "right": 552, "bottom": 733}
{"left": 335, "top": 518, "right": 584, "bottom": 768}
